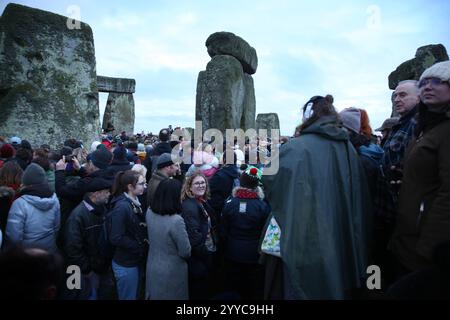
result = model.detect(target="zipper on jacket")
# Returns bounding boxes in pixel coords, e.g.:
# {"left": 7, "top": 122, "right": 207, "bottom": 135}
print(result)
{"left": 416, "top": 201, "right": 425, "bottom": 228}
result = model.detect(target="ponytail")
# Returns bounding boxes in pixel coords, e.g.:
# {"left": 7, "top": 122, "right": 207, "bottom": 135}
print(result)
{"left": 111, "top": 170, "right": 140, "bottom": 197}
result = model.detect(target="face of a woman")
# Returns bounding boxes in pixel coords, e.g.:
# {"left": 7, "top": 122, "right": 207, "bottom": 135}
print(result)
{"left": 129, "top": 175, "right": 146, "bottom": 197}
{"left": 420, "top": 78, "right": 450, "bottom": 111}
{"left": 190, "top": 176, "right": 206, "bottom": 198}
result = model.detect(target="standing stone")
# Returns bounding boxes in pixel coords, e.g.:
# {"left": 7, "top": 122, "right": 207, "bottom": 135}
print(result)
{"left": 388, "top": 44, "right": 449, "bottom": 89}
{"left": 206, "top": 31, "right": 258, "bottom": 75}
{"left": 242, "top": 74, "right": 256, "bottom": 131}
{"left": 256, "top": 113, "right": 280, "bottom": 137}
{"left": 388, "top": 44, "right": 448, "bottom": 116}
{"left": 98, "top": 76, "right": 136, "bottom": 135}
{"left": 0, "top": 3, "right": 100, "bottom": 148}
{"left": 196, "top": 55, "right": 246, "bottom": 133}
{"left": 196, "top": 32, "right": 258, "bottom": 136}
{"left": 102, "top": 93, "right": 135, "bottom": 136}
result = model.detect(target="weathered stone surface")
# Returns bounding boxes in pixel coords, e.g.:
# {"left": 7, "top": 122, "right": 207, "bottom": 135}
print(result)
{"left": 102, "top": 93, "right": 134, "bottom": 135}
{"left": 196, "top": 55, "right": 256, "bottom": 134}
{"left": 256, "top": 113, "right": 280, "bottom": 137}
{"left": 0, "top": 3, "right": 100, "bottom": 148}
{"left": 388, "top": 44, "right": 449, "bottom": 89}
{"left": 206, "top": 32, "right": 258, "bottom": 75}
{"left": 242, "top": 74, "right": 256, "bottom": 130}
{"left": 196, "top": 55, "right": 244, "bottom": 133}
{"left": 97, "top": 76, "right": 135, "bottom": 93}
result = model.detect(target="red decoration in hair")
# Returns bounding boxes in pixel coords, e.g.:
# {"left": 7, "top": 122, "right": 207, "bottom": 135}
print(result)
{"left": 249, "top": 167, "right": 257, "bottom": 175}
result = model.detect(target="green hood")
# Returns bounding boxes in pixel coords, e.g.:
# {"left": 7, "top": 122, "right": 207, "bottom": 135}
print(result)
{"left": 262, "top": 115, "right": 371, "bottom": 299}
{"left": 301, "top": 115, "right": 349, "bottom": 141}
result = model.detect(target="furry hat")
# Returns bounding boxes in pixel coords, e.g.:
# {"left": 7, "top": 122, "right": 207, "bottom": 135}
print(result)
{"left": 420, "top": 60, "right": 450, "bottom": 83}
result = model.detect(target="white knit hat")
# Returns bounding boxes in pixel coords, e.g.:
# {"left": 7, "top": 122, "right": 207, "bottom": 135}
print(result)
{"left": 419, "top": 60, "right": 450, "bottom": 82}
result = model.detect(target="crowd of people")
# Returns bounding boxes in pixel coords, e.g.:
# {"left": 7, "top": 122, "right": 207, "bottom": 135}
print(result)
{"left": 1, "top": 61, "right": 450, "bottom": 300}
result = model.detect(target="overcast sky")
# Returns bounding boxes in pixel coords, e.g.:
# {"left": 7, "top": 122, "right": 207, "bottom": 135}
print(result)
{"left": 2, "top": 0, "right": 450, "bottom": 135}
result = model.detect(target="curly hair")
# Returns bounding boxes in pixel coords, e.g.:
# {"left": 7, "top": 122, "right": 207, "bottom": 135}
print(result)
{"left": 359, "top": 109, "right": 373, "bottom": 138}
{"left": 0, "top": 161, "right": 23, "bottom": 186}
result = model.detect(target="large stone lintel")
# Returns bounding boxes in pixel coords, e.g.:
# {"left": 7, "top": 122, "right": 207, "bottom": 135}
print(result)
{"left": 97, "top": 75, "right": 136, "bottom": 93}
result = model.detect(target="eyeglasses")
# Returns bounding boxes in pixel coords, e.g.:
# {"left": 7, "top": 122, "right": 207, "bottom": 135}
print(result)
{"left": 193, "top": 181, "right": 206, "bottom": 187}
{"left": 418, "top": 77, "right": 447, "bottom": 88}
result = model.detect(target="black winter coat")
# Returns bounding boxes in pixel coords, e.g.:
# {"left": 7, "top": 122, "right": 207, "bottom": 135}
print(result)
{"left": 208, "top": 165, "right": 240, "bottom": 218}
{"left": 64, "top": 196, "right": 110, "bottom": 274}
{"left": 109, "top": 194, "right": 148, "bottom": 267}
{"left": 55, "top": 169, "right": 115, "bottom": 206}
{"left": 182, "top": 197, "right": 216, "bottom": 279}
{"left": 221, "top": 187, "right": 271, "bottom": 264}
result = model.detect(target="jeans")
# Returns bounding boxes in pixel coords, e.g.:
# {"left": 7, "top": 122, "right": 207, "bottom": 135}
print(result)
{"left": 112, "top": 260, "right": 140, "bottom": 300}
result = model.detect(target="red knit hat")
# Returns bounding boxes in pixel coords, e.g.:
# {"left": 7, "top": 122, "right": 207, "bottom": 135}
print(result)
{"left": 240, "top": 166, "right": 261, "bottom": 189}
{"left": 0, "top": 144, "right": 15, "bottom": 159}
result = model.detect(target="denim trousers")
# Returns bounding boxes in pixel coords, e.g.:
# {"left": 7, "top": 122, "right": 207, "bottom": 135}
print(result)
{"left": 112, "top": 260, "right": 140, "bottom": 300}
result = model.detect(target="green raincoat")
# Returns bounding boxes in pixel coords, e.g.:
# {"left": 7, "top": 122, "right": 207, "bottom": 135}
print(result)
{"left": 263, "top": 115, "right": 371, "bottom": 299}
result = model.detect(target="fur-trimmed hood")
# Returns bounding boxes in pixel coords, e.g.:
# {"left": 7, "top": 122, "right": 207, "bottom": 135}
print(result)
{"left": 232, "top": 186, "right": 265, "bottom": 200}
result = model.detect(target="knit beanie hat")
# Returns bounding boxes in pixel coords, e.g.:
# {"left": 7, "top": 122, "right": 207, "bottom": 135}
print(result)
{"left": 90, "top": 148, "right": 112, "bottom": 170}
{"left": 239, "top": 166, "right": 262, "bottom": 189}
{"left": 157, "top": 153, "right": 174, "bottom": 169}
{"left": 22, "top": 163, "right": 47, "bottom": 186}
{"left": 420, "top": 60, "right": 450, "bottom": 83}
{"left": 0, "top": 143, "right": 15, "bottom": 159}
{"left": 113, "top": 145, "right": 127, "bottom": 161}
{"left": 339, "top": 107, "right": 361, "bottom": 134}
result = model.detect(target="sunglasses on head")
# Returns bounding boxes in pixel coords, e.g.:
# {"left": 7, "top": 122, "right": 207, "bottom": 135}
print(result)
{"left": 418, "top": 77, "right": 447, "bottom": 88}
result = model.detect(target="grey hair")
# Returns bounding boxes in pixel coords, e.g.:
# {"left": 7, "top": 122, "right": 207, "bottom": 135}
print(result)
{"left": 397, "top": 80, "right": 420, "bottom": 94}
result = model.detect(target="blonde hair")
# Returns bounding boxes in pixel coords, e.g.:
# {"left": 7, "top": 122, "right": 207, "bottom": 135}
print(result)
{"left": 132, "top": 164, "right": 147, "bottom": 179}
{"left": 181, "top": 172, "right": 210, "bottom": 201}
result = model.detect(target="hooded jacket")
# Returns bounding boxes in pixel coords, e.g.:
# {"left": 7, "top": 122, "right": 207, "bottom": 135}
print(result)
{"left": 263, "top": 115, "right": 371, "bottom": 299}
{"left": 6, "top": 185, "right": 60, "bottom": 254}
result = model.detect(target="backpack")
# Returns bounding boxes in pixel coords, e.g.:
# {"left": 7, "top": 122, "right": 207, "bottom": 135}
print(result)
{"left": 97, "top": 210, "right": 115, "bottom": 259}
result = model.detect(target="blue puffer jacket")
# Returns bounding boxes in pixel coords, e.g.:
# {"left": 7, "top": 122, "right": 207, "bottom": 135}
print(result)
{"left": 6, "top": 185, "right": 60, "bottom": 254}
{"left": 221, "top": 186, "right": 271, "bottom": 264}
